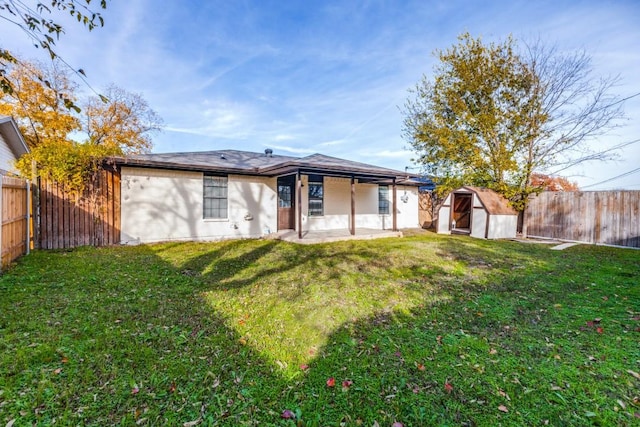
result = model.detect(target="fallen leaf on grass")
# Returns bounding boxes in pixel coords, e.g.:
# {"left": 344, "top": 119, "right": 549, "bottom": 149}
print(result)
{"left": 627, "top": 370, "right": 640, "bottom": 380}
{"left": 183, "top": 419, "right": 201, "bottom": 427}
{"left": 53, "top": 368, "right": 62, "bottom": 375}
{"left": 489, "top": 348, "right": 498, "bottom": 355}
{"left": 326, "top": 377, "right": 335, "bottom": 387}
{"left": 6, "top": 419, "right": 16, "bottom": 427}
{"left": 498, "top": 405, "right": 509, "bottom": 413}
{"left": 281, "top": 409, "right": 295, "bottom": 419}
{"left": 417, "top": 363, "right": 425, "bottom": 371}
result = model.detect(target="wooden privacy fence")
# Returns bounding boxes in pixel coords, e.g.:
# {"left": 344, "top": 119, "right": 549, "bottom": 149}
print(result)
{"left": 37, "top": 167, "right": 121, "bottom": 249}
{"left": 524, "top": 191, "right": 640, "bottom": 248}
{"left": 418, "top": 190, "right": 434, "bottom": 228}
{"left": 1, "top": 176, "right": 30, "bottom": 268}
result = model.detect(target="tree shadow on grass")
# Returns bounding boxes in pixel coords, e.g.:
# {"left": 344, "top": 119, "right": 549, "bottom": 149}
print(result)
{"left": 0, "top": 244, "right": 293, "bottom": 425}
{"left": 3, "top": 234, "right": 635, "bottom": 425}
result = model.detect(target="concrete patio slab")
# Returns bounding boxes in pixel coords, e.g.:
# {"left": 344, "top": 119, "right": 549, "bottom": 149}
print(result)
{"left": 273, "top": 228, "right": 402, "bottom": 244}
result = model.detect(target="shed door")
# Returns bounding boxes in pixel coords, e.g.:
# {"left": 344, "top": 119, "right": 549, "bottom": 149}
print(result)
{"left": 277, "top": 176, "right": 296, "bottom": 230}
{"left": 452, "top": 193, "right": 472, "bottom": 230}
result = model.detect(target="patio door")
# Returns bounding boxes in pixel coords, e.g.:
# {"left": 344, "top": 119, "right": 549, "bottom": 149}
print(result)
{"left": 277, "top": 176, "right": 296, "bottom": 230}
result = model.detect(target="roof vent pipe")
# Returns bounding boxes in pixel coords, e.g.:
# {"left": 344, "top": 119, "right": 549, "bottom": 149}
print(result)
{"left": 265, "top": 148, "right": 273, "bottom": 157}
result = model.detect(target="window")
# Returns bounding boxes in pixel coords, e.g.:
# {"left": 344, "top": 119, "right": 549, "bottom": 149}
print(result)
{"left": 308, "top": 175, "right": 324, "bottom": 216}
{"left": 203, "top": 175, "right": 228, "bottom": 219}
{"left": 378, "top": 185, "right": 390, "bottom": 215}
{"left": 278, "top": 184, "right": 292, "bottom": 208}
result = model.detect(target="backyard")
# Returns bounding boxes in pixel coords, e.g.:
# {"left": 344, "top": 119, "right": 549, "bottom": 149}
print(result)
{"left": 0, "top": 231, "right": 638, "bottom": 426}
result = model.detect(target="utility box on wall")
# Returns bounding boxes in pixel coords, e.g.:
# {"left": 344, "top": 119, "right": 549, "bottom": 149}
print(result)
{"left": 437, "top": 186, "right": 518, "bottom": 239}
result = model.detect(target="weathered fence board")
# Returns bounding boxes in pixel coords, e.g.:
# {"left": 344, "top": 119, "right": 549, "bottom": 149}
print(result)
{"left": 37, "top": 168, "right": 121, "bottom": 250}
{"left": 418, "top": 190, "right": 434, "bottom": 228}
{"left": 524, "top": 191, "right": 640, "bottom": 248}
{"left": 1, "top": 176, "right": 29, "bottom": 268}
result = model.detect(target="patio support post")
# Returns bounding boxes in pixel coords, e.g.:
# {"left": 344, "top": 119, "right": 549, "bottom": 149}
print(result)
{"left": 297, "top": 170, "right": 302, "bottom": 239}
{"left": 392, "top": 178, "right": 397, "bottom": 231}
{"left": 350, "top": 175, "right": 355, "bottom": 235}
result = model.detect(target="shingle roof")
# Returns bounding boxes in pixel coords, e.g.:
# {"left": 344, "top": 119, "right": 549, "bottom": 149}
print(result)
{"left": 118, "top": 149, "right": 297, "bottom": 173}
{"left": 462, "top": 186, "right": 517, "bottom": 215}
{"left": 114, "top": 149, "right": 416, "bottom": 181}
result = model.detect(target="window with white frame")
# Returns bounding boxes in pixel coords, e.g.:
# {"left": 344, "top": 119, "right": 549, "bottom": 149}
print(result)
{"left": 308, "top": 175, "right": 324, "bottom": 216}
{"left": 378, "top": 185, "right": 390, "bottom": 215}
{"left": 203, "top": 174, "right": 228, "bottom": 219}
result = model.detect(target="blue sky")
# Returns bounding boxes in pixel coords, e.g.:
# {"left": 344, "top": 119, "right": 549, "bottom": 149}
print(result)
{"left": 2, "top": 0, "right": 639, "bottom": 189}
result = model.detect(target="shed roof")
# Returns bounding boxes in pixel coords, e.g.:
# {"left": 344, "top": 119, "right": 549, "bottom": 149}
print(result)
{"left": 113, "top": 149, "right": 418, "bottom": 182}
{"left": 460, "top": 186, "right": 517, "bottom": 215}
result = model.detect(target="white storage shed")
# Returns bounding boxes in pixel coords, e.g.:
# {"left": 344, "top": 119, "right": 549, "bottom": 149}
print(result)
{"left": 437, "top": 186, "right": 518, "bottom": 239}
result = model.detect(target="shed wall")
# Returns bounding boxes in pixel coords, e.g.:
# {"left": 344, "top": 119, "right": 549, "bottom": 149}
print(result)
{"left": 470, "top": 206, "right": 487, "bottom": 238}
{"left": 437, "top": 193, "right": 452, "bottom": 233}
{"left": 488, "top": 215, "right": 518, "bottom": 239}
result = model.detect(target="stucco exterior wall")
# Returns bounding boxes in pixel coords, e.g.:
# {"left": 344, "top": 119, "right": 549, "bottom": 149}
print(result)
{"left": 0, "top": 133, "right": 17, "bottom": 173}
{"left": 121, "top": 168, "right": 420, "bottom": 243}
{"left": 120, "top": 167, "right": 277, "bottom": 244}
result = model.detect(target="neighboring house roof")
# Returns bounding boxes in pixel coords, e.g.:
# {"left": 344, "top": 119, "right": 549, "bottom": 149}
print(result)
{"left": 113, "top": 149, "right": 419, "bottom": 183}
{"left": 460, "top": 186, "right": 517, "bottom": 215}
{"left": 0, "top": 116, "right": 29, "bottom": 158}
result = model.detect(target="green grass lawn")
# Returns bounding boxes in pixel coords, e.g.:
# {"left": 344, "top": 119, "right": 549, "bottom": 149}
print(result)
{"left": 1, "top": 231, "right": 639, "bottom": 426}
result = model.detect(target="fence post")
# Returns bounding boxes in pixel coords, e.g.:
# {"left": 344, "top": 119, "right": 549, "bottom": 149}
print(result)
{"left": 26, "top": 179, "right": 30, "bottom": 255}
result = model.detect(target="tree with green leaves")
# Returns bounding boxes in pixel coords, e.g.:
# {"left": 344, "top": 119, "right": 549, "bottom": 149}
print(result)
{"left": 0, "top": 57, "right": 162, "bottom": 193}
{"left": 403, "top": 33, "right": 623, "bottom": 211}
{"left": 1, "top": 0, "right": 107, "bottom": 98}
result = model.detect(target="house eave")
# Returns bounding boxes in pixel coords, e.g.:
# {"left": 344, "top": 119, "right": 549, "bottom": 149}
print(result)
{"left": 0, "top": 116, "right": 29, "bottom": 159}
{"left": 110, "top": 153, "right": 421, "bottom": 183}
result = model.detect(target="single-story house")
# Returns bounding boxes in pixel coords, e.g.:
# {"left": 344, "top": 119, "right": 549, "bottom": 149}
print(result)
{"left": 437, "top": 186, "right": 518, "bottom": 239}
{"left": 113, "top": 149, "right": 420, "bottom": 244}
{"left": 0, "top": 116, "right": 29, "bottom": 174}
